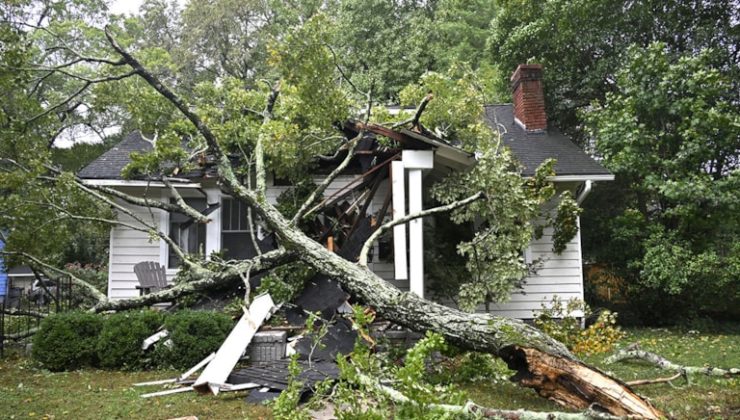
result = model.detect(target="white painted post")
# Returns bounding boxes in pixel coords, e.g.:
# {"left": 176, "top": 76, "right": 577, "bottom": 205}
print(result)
{"left": 408, "top": 169, "right": 424, "bottom": 298}
{"left": 401, "top": 150, "right": 434, "bottom": 298}
{"left": 204, "top": 188, "right": 221, "bottom": 259}
{"left": 391, "top": 160, "right": 408, "bottom": 280}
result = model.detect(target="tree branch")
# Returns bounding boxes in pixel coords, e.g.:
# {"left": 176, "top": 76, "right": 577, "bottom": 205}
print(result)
{"left": 254, "top": 85, "right": 280, "bottom": 199}
{"left": 90, "top": 248, "right": 294, "bottom": 312}
{"left": 358, "top": 192, "right": 483, "bottom": 266}
{"left": 103, "top": 26, "right": 224, "bottom": 160}
{"left": 605, "top": 344, "right": 740, "bottom": 378}
{"left": 1, "top": 251, "right": 107, "bottom": 303}
{"left": 354, "top": 371, "right": 629, "bottom": 420}
{"left": 391, "top": 92, "right": 433, "bottom": 130}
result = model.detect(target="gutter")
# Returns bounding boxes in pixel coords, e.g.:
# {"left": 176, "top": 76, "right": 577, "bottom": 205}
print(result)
{"left": 576, "top": 180, "right": 593, "bottom": 205}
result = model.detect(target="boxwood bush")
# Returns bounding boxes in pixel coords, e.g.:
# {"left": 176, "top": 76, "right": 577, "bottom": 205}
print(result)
{"left": 31, "top": 310, "right": 234, "bottom": 371}
{"left": 153, "top": 311, "right": 234, "bottom": 369}
{"left": 96, "top": 310, "right": 164, "bottom": 369}
{"left": 32, "top": 312, "right": 104, "bottom": 371}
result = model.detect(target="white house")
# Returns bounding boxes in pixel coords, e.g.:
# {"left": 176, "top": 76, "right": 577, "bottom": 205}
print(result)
{"left": 77, "top": 64, "right": 612, "bottom": 319}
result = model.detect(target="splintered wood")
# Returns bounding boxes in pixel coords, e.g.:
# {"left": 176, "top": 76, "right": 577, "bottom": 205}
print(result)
{"left": 510, "top": 346, "right": 663, "bottom": 419}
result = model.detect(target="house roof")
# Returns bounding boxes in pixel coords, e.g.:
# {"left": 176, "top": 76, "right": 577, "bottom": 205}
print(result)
{"left": 485, "top": 104, "right": 612, "bottom": 178}
{"left": 79, "top": 107, "right": 611, "bottom": 181}
{"left": 77, "top": 131, "right": 152, "bottom": 179}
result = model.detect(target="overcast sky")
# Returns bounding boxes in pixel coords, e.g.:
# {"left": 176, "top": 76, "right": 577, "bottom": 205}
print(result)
{"left": 108, "top": 0, "right": 146, "bottom": 16}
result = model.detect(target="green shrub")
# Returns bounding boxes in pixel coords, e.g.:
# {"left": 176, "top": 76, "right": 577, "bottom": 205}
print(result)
{"left": 154, "top": 311, "right": 234, "bottom": 369}
{"left": 534, "top": 297, "right": 624, "bottom": 356}
{"left": 96, "top": 310, "right": 164, "bottom": 369}
{"left": 32, "top": 312, "right": 103, "bottom": 371}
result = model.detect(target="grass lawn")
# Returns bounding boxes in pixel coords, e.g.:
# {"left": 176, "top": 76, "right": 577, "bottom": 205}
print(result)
{"left": 0, "top": 359, "right": 272, "bottom": 419}
{"left": 1, "top": 324, "right": 738, "bottom": 419}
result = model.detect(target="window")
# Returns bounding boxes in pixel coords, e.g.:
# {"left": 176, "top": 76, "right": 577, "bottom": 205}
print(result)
{"left": 168, "top": 198, "right": 207, "bottom": 268}
{"left": 221, "top": 198, "right": 259, "bottom": 260}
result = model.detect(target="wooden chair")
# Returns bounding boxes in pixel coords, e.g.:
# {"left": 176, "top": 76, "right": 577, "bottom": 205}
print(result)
{"left": 134, "top": 261, "right": 169, "bottom": 296}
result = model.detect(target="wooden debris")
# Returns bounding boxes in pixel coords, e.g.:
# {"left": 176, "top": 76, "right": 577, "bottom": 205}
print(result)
{"left": 502, "top": 346, "right": 663, "bottom": 419}
{"left": 141, "top": 387, "right": 194, "bottom": 398}
{"left": 142, "top": 329, "right": 169, "bottom": 350}
{"left": 179, "top": 352, "right": 216, "bottom": 382}
{"left": 193, "top": 293, "right": 277, "bottom": 395}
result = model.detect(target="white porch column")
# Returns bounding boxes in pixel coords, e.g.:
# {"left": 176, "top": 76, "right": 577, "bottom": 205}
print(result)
{"left": 204, "top": 188, "right": 221, "bottom": 259}
{"left": 401, "top": 150, "right": 434, "bottom": 298}
{"left": 407, "top": 169, "right": 424, "bottom": 298}
{"left": 391, "top": 160, "right": 408, "bottom": 280}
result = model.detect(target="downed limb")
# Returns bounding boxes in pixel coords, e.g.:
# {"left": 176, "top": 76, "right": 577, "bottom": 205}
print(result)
{"left": 1, "top": 308, "right": 48, "bottom": 318}
{"left": 90, "top": 248, "right": 294, "bottom": 312}
{"left": 354, "top": 371, "right": 635, "bottom": 420}
{"left": 626, "top": 371, "right": 683, "bottom": 387}
{"left": 605, "top": 344, "right": 740, "bottom": 378}
{"left": 358, "top": 191, "right": 484, "bottom": 265}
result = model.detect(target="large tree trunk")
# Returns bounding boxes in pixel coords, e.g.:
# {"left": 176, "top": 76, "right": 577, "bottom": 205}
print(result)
{"left": 249, "top": 198, "right": 664, "bottom": 419}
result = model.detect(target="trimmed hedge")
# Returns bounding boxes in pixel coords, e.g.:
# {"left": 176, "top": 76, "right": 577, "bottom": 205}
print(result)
{"left": 32, "top": 312, "right": 104, "bottom": 371}
{"left": 153, "top": 310, "right": 234, "bottom": 369}
{"left": 31, "top": 310, "right": 234, "bottom": 371}
{"left": 96, "top": 310, "right": 164, "bottom": 369}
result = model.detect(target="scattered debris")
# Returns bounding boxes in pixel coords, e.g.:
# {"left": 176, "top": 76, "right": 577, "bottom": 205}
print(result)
{"left": 249, "top": 331, "right": 287, "bottom": 362}
{"left": 228, "top": 359, "right": 341, "bottom": 400}
{"left": 193, "top": 293, "right": 277, "bottom": 395}
{"left": 141, "top": 329, "right": 169, "bottom": 350}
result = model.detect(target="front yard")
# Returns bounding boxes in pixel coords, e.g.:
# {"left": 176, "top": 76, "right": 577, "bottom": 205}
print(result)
{"left": 1, "top": 325, "right": 738, "bottom": 419}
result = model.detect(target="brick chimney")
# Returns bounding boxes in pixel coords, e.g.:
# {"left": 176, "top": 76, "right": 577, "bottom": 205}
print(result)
{"left": 510, "top": 64, "right": 547, "bottom": 131}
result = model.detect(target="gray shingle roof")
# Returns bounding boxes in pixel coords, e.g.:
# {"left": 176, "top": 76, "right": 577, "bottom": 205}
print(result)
{"left": 485, "top": 104, "right": 611, "bottom": 177}
{"left": 77, "top": 132, "right": 151, "bottom": 179}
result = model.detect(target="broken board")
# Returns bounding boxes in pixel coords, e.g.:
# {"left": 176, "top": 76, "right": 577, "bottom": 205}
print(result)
{"left": 193, "top": 293, "right": 276, "bottom": 395}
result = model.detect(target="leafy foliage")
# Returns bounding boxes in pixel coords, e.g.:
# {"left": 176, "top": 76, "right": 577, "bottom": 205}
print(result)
{"left": 432, "top": 143, "right": 557, "bottom": 310}
{"left": 96, "top": 310, "right": 164, "bottom": 369}
{"left": 154, "top": 310, "right": 234, "bottom": 369}
{"left": 582, "top": 44, "right": 740, "bottom": 319}
{"left": 534, "top": 297, "right": 624, "bottom": 356}
{"left": 33, "top": 311, "right": 104, "bottom": 371}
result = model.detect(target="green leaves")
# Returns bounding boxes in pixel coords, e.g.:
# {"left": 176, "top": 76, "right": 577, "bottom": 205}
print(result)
{"left": 582, "top": 43, "right": 740, "bottom": 317}
{"left": 431, "top": 136, "right": 558, "bottom": 311}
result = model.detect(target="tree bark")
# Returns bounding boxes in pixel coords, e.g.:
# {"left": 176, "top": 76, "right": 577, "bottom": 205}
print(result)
{"left": 226, "top": 188, "right": 663, "bottom": 418}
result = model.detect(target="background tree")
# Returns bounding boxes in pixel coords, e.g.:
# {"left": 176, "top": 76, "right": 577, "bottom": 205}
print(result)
{"left": 582, "top": 43, "right": 740, "bottom": 322}
{"left": 489, "top": 0, "right": 739, "bottom": 142}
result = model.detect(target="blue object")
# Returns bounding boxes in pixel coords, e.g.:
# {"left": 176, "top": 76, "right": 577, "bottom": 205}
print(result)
{"left": 0, "top": 239, "right": 7, "bottom": 298}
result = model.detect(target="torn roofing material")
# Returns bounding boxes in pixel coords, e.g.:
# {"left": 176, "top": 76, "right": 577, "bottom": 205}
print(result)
{"left": 485, "top": 104, "right": 612, "bottom": 178}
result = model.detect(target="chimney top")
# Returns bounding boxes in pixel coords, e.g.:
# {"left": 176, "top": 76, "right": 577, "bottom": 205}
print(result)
{"left": 510, "top": 64, "right": 547, "bottom": 132}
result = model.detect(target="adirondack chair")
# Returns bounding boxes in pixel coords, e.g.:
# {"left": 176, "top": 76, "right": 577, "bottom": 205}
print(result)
{"left": 134, "top": 261, "right": 169, "bottom": 296}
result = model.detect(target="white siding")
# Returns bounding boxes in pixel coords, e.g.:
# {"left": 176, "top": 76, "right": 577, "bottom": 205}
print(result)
{"left": 107, "top": 176, "right": 585, "bottom": 320}
{"left": 472, "top": 221, "right": 584, "bottom": 319}
{"left": 108, "top": 203, "right": 165, "bottom": 299}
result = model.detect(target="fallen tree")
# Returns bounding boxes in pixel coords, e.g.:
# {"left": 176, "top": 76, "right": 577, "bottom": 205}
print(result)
{"left": 0, "top": 16, "right": 664, "bottom": 418}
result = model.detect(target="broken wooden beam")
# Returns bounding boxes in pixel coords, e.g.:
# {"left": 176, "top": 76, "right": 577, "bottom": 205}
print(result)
{"left": 192, "top": 293, "right": 277, "bottom": 395}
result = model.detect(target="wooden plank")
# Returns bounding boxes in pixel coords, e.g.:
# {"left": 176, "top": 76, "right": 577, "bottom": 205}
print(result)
{"left": 192, "top": 293, "right": 276, "bottom": 395}
{"left": 133, "top": 378, "right": 177, "bottom": 387}
{"left": 179, "top": 352, "right": 216, "bottom": 381}
{"left": 141, "top": 330, "right": 169, "bottom": 350}
{"left": 141, "top": 387, "right": 193, "bottom": 398}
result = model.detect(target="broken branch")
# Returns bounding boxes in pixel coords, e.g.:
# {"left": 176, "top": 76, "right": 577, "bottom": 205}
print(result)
{"left": 605, "top": 344, "right": 740, "bottom": 378}
{"left": 358, "top": 191, "right": 483, "bottom": 266}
